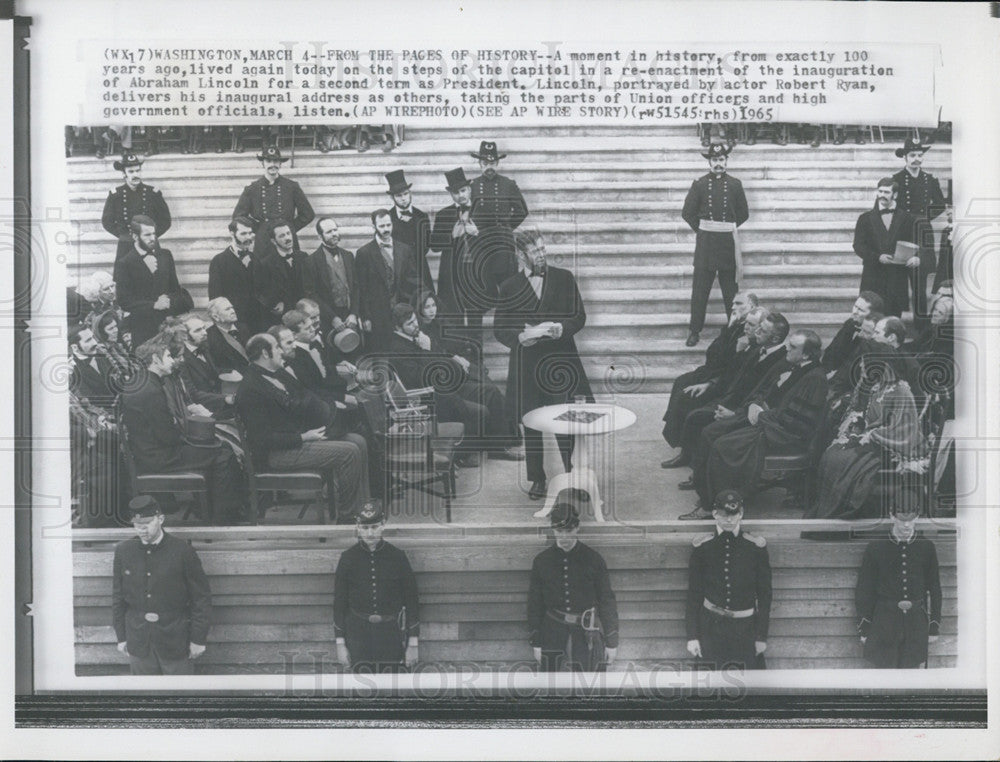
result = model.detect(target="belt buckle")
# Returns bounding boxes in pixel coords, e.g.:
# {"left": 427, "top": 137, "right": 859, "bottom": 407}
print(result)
{"left": 144, "top": 612, "right": 159, "bottom": 623}
{"left": 562, "top": 613, "right": 576, "bottom": 624}
{"left": 368, "top": 614, "right": 382, "bottom": 624}
{"left": 898, "top": 600, "right": 912, "bottom": 613}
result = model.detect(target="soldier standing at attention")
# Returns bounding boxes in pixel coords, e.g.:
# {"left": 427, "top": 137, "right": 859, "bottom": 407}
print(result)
{"left": 856, "top": 497, "right": 942, "bottom": 668}
{"left": 102, "top": 152, "right": 171, "bottom": 277}
{"left": 685, "top": 490, "right": 771, "bottom": 670}
{"left": 681, "top": 144, "right": 750, "bottom": 347}
{"left": 112, "top": 495, "right": 212, "bottom": 675}
{"left": 528, "top": 501, "right": 619, "bottom": 672}
{"left": 232, "top": 145, "right": 315, "bottom": 262}
{"left": 334, "top": 500, "right": 420, "bottom": 673}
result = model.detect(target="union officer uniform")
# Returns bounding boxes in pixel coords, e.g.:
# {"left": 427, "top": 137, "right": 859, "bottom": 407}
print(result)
{"left": 468, "top": 141, "right": 529, "bottom": 315}
{"left": 855, "top": 526, "right": 942, "bottom": 668}
{"left": 101, "top": 153, "right": 172, "bottom": 275}
{"left": 681, "top": 144, "right": 750, "bottom": 343}
{"left": 685, "top": 490, "right": 771, "bottom": 669}
{"left": 232, "top": 145, "right": 315, "bottom": 261}
{"left": 111, "top": 496, "right": 212, "bottom": 675}
{"left": 527, "top": 502, "right": 619, "bottom": 672}
{"left": 333, "top": 502, "right": 420, "bottom": 672}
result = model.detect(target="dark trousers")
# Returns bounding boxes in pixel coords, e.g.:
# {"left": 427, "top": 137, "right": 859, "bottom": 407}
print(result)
{"left": 345, "top": 614, "right": 405, "bottom": 673}
{"left": 525, "top": 427, "right": 574, "bottom": 483}
{"left": 864, "top": 601, "right": 930, "bottom": 668}
{"left": 691, "top": 415, "right": 749, "bottom": 504}
{"left": 129, "top": 643, "right": 194, "bottom": 675}
{"left": 697, "top": 607, "right": 763, "bottom": 670}
{"left": 175, "top": 444, "right": 246, "bottom": 524}
{"left": 538, "top": 617, "right": 606, "bottom": 672}
{"left": 690, "top": 267, "right": 738, "bottom": 333}
{"left": 662, "top": 371, "right": 722, "bottom": 449}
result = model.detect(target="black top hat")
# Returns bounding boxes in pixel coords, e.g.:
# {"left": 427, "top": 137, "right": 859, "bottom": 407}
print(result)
{"left": 470, "top": 140, "right": 507, "bottom": 162}
{"left": 183, "top": 415, "right": 220, "bottom": 448}
{"left": 256, "top": 145, "right": 290, "bottom": 163}
{"left": 895, "top": 137, "right": 931, "bottom": 158}
{"left": 384, "top": 169, "right": 413, "bottom": 195}
{"left": 356, "top": 499, "right": 386, "bottom": 525}
{"left": 444, "top": 167, "right": 471, "bottom": 193}
{"left": 128, "top": 494, "right": 162, "bottom": 519}
{"left": 112, "top": 153, "right": 143, "bottom": 172}
{"left": 701, "top": 143, "right": 733, "bottom": 160}
{"left": 712, "top": 489, "right": 745, "bottom": 514}
{"left": 549, "top": 501, "right": 580, "bottom": 530}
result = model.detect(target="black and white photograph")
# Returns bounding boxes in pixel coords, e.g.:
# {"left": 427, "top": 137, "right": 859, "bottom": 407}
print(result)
{"left": 6, "top": 0, "right": 999, "bottom": 759}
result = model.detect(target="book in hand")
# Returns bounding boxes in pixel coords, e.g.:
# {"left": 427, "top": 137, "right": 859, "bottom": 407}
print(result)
{"left": 890, "top": 240, "right": 919, "bottom": 265}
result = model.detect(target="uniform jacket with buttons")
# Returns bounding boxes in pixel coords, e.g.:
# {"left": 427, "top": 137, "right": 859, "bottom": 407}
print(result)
{"left": 855, "top": 533, "right": 942, "bottom": 637}
{"left": 333, "top": 540, "right": 420, "bottom": 638}
{"left": 102, "top": 181, "right": 172, "bottom": 268}
{"left": 470, "top": 172, "right": 528, "bottom": 231}
{"left": 527, "top": 542, "right": 619, "bottom": 648}
{"left": 681, "top": 172, "right": 750, "bottom": 270}
{"left": 891, "top": 168, "right": 946, "bottom": 222}
{"left": 232, "top": 175, "right": 315, "bottom": 260}
{"left": 112, "top": 531, "right": 211, "bottom": 659}
{"left": 686, "top": 529, "right": 772, "bottom": 641}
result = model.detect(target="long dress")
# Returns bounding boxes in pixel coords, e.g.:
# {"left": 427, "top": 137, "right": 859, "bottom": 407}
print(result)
{"left": 807, "top": 379, "right": 923, "bottom": 519}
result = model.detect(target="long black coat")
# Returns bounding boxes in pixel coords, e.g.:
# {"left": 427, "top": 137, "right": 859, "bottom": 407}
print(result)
{"left": 208, "top": 247, "right": 268, "bottom": 335}
{"left": 179, "top": 346, "right": 231, "bottom": 416}
{"left": 681, "top": 172, "right": 749, "bottom": 271}
{"left": 494, "top": 267, "right": 593, "bottom": 418}
{"left": 305, "top": 244, "right": 359, "bottom": 334}
{"left": 206, "top": 323, "right": 250, "bottom": 373}
{"left": 115, "top": 247, "right": 193, "bottom": 347}
{"left": 257, "top": 250, "right": 310, "bottom": 322}
{"left": 852, "top": 207, "right": 932, "bottom": 315}
{"left": 391, "top": 206, "right": 434, "bottom": 298}
{"left": 355, "top": 238, "right": 419, "bottom": 351}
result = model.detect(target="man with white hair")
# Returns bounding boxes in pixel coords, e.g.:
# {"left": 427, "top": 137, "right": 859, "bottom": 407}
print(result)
{"left": 205, "top": 297, "right": 250, "bottom": 373}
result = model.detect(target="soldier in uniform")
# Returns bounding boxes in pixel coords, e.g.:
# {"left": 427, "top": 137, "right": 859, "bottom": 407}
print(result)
{"left": 232, "top": 145, "right": 315, "bottom": 262}
{"left": 891, "top": 138, "right": 946, "bottom": 330}
{"left": 685, "top": 489, "right": 771, "bottom": 669}
{"left": 468, "top": 140, "right": 529, "bottom": 337}
{"left": 386, "top": 170, "right": 434, "bottom": 299}
{"left": 101, "top": 153, "right": 172, "bottom": 277}
{"left": 112, "top": 495, "right": 212, "bottom": 675}
{"left": 856, "top": 498, "right": 942, "bottom": 668}
{"left": 681, "top": 144, "right": 750, "bottom": 347}
{"left": 527, "top": 501, "right": 619, "bottom": 672}
{"left": 334, "top": 500, "right": 420, "bottom": 673}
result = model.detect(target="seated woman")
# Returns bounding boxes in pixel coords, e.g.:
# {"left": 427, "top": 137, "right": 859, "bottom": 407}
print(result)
{"left": 413, "top": 289, "right": 482, "bottom": 369}
{"left": 92, "top": 309, "right": 141, "bottom": 397}
{"left": 806, "top": 353, "right": 924, "bottom": 520}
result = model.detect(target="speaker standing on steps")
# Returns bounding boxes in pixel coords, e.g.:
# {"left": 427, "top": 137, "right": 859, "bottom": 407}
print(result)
{"left": 681, "top": 143, "right": 750, "bottom": 348}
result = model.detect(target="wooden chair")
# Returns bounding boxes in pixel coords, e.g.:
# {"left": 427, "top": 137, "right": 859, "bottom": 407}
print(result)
{"left": 355, "top": 370, "right": 463, "bottom": 523}
{"left": 234, "top": 417, "right": 327, "bottom": 525}
{"left": 116, "top": 404, "right": 208, "bottom": 523}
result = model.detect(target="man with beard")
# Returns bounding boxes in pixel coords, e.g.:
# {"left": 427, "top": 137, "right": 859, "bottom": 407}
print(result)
{"left": 334, "top": 500, "right": 420, "bottom": 673}
{"left": 232, "top": 145, "right": 314, "bottom": 261}
{"left": 852, "top": 178, "right": 932, "bottom": 320}
{"left": 821, "top": 291, "right": 885, "bottom": 376}
{"left": 469, "top": 141, "right": 528, "bottom": 324}
{"left": 494, "top": 228, "right": 592, "bottom": 501}
{"left": 258, "top": 222, "right": 310, "bottom": 326}
{"left": 681, "top": 144, "right": 750, "bottom": 347}
{"left": 892, "top": 138, "right": 946, "bottom": 328}
{"left": 205, "top": 297, "right": 250, "bottom": 374}
{"left": 282, "top": 308, "right": 349, "bottom": 407}
{"left": 527, "top": 501, "right": 618, "bottom": 672}
{"left": 661, "top": 290, "right": 758, "bottom": 466}
{"left": 177, "top": 312, "right": 235, "bottom": 419}
{"left": 102, "top": 153, "right": 171, "bottom": 276}
{"left": 69, "top": 324, "right": 116, "bottom": 409}
{"left": 306, "top": 216, "right": 361, "bottom": 338}
{"left": 385, "top": 170, "right": 434, "bottom": 299}
{"left": 115, "top": 215, "right": 193, "bottom": 347}
{"left": 208, "top": 216, "right": 268, "bottom": 334}
{"left": 356, "top": 209, "right": 420, "bottom": 352}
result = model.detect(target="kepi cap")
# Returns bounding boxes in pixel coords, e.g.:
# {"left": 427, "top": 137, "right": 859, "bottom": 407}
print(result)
{"left": 356, "top": 499, "right": 386, "bottom": 525}
{"left": 549, "top": 501, "right": 580, "bottom": 530}
{"left": 128, "top": 494, "right": 163, "bottom": 519}
{"left": 712, "top": 489, "right": 744, "bottom": 514}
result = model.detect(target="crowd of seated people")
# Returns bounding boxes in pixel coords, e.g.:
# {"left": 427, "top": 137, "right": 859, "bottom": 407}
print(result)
{"left": 662, "top": 288, "right": 955, "bottom": 522}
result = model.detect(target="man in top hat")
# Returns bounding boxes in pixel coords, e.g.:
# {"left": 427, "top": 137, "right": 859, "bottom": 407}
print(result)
{"left": 892, "top": 138, "right": 946, "bottom": 329}
{"left": 527, "top": 500, "right": 619, "bottom": 672}
{"left": 355, "top": 208, "right": 421, "bottom": 352}
{"left": 468, "top": 141, "right": 528, "bottom": 319}
{"left": 306, "top": 216, "right": 361, "bottom": 339}
{"left": 334, "top": 500, "right": 420, "bottom": 673}
{"left": 102, "top": 153, "right": 172, "bottom": 277}
{"left": 232, "top": 145, "right": 315, "bottom": 261}
{"left": 852, "top": 177, "right": 931, "bottom": 320}
{"left": 120, "top": 335, "right": 247, "bottom": 525}
{"left": 386, "top": 170, "right": 434, "bottom": 299}
{"left": 855, "top": 495, "right": 943, "bottom": 668}
{"left": 686, "top": 489, "right": 771, "bottom": 669}
{"left": 681, "top": 143, "right": 750, "bottom": 347}
{"left": 115, "top": 214, "right": 194, "bottom": 347}
{"left": 494, "top": 228, "right": 593, "bottom": 501}
{"left": 112, "top": 495, "right": 212, "bottom": 675}
{"left": 431, "top": 167, "right": 489, "bottom": 338}
{"left": 208, "top": 215, "right": 269, "bottom": 335}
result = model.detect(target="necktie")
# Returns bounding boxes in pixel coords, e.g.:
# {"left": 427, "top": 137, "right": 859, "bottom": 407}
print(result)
{"left": 228, "top": 328, "right": 239, "bottom": 339}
